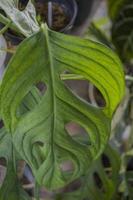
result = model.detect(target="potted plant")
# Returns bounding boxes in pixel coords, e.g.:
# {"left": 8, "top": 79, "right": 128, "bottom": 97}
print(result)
{"left": 1, "top": 0, "right": 78, "bottom": 45}
{"left": 0, "top": 0, "right": 129, "bottom": 199}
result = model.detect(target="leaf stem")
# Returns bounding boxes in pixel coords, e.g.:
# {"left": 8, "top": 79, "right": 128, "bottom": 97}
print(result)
{"left": 60, "top": 74, "right": 84, "bottom": 80}
{"left": 0, "top": 47, "right": 16, "bottom": 54}
{"left": 0, "top": 14, "right": 21, "bottom": 35}
{"left": 0, "top": 21, "right": 12, "bottom": 35}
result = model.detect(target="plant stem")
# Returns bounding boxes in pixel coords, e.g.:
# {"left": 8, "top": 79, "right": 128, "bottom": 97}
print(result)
{"left": 0, "top": 14, "right": 21, "bottom": 34}
{"left": 0, "top": 21, "right": 12, "bottom": 35}
{"left": 0, "top": 47, "right": 16, "bottom": 54}
{"left": 60, "top": 74, "right": 84, "bottom": 80}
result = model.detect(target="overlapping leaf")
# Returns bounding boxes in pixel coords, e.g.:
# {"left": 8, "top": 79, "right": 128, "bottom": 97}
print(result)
{"left": 86, "top": 145, "right": 121, "bottom": 200}
{"left": 0, "top": 0, "right": 39, "bottom": 37}
{"left": 58, "top": 145, "right": 121, "bottom": 200}
{"left": 0, "top": 87, "right": 41, "bottom": 199}
{"left": 0, "top": 24, "right": 125, "bottom": 189}
{"left": 87, "top": 23, "right": 113, "bottom": 48}
{"left": 111, "top": 0, "right": 133, "bottom": 61}
{"left": 0, "top": 128, "right": 31, "bottom": 200}
{"left": 107, "top": 0, "right": 127, "bottom": 19}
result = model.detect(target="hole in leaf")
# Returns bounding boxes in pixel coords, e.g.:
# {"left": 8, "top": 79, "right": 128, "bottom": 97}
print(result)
{"left": 0, "top": 158, "right": 7, "bottom": 186}
{"left": 101, "top": 154, "right": 112, "bottom": 177}
{"left": 88, "top": 83, "right": 106, "bottom": 107}
{"left": 65, "top": 122, "right": 91, "bottom": 146}
{"left": 60, "top": 160, "right": 75, "bottom": 179}
{"left": 22, "top": 165, "right": 34, "bottom": 196}
{"left": 93, "top": 172, "right": 103, "bottom": 190}
{"left": 36, "top": 81, "right": 47, "bottom": 95}
{"left": 60, "top": 160, "right": 74, "bottom": 173}
{"left": 101, "top": 154, "right": 111, "bottom": 168}
{"left": 127, "top": 158, "right": 133, "bottom": 171}
{"left": 63, "top": 178, "right": 82, "bottom": 193}
{"left": 35, "top": 141, "right": 44, "bottom": 148}
{"left": 17, "top": 160, "right": 26, "bottom": 179}
{"left": 0, "top": 158, "right": 6, "bottom": 167}
{"left": 0, "top": 164, "right": 7, "bottom": 186}
{"left": 64, "top": 79, "right": 91, "bottom": 103}
{"left": 61, "top": 71, "right": 105, "bottom": 107}
{"left": 17, "top": 82, "right": 47, "bottom": 117}
{"left": 18, "top": 0, "right": 29, "bottom": 11}
{"left": 0, "top": 120, "right": 4, "bottom": 129}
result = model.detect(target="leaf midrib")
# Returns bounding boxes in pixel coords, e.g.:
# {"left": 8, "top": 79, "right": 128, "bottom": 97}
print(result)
{"left": 43, "top": 25, "right": 56, "bottom": 159}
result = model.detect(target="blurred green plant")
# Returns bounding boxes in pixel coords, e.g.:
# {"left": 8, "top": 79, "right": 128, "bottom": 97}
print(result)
{"left": 111, "top": 0, "right": 133, "bottom": 61}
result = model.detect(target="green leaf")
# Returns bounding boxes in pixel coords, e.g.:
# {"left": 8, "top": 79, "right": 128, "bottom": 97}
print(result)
{"left": 0, "top": 0, "right": 39, "bottom": 37}
{"left": 112, "top": 1, "right": 133, "bottom": 61}
{"left": 0, "top": 88, "right": 41, "bottom": 199}
{"left": 0, "top": 163, "right": 31, "bottom": 200}
{"left": 0, "top": 24, "right": 125, "bottom": 189}
{"left": 58, "top": 145, "right": 121, "bottom": 200}
{"left": 86, "top": 145, "right": 121, "bottom": 200}
{"left": 87, "top": 23, "right": 113, "bottom": 48}
{"left": 0, "top": 128, "right": 31, "bottom": 200}
{"left": 107, "top": 0, "right": 128, "bottom": 19}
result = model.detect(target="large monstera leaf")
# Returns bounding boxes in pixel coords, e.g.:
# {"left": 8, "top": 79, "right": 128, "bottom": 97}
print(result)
{"left": 0, "top": 25, "right": 125, "bottom": 189}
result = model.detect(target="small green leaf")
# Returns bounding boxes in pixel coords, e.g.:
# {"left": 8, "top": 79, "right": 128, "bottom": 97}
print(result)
{"left": 87, "top": 23, "right": 113, "bottom": 48}
{"left": 0, "top": 25, "right": 125, "bottom": 189}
